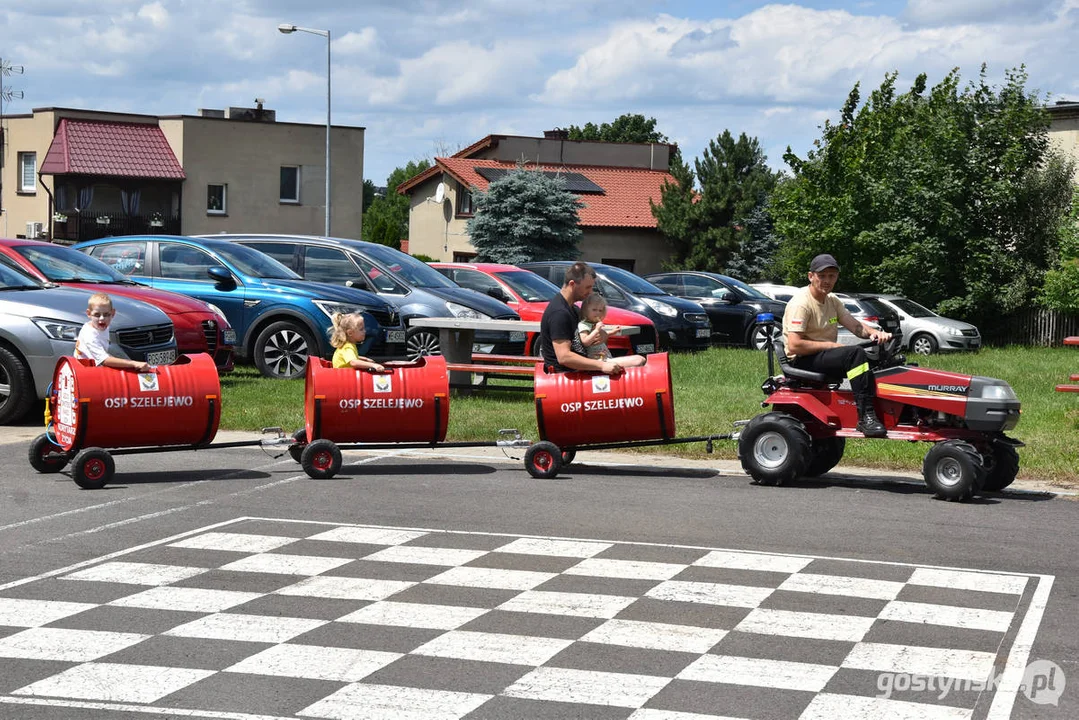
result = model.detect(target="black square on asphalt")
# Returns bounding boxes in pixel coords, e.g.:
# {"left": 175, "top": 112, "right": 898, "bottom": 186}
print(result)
{"left": 44, "top": 605, "right": 202, "bottom": 635}
{"left": 711, "top": 629, "right": 856, "bottom": 667}
{"left": 98, "top": 635, "right": 271, "bottom": 670}
{"left": 646, "top": 678, "right": 814, "bottom": 719}
{"left": 547, "top": 640, "right": 699, "bottom": 678}
{"left": 293, "top": 620, "right": 441, "bottom": 653}
{"left": 364, "top": 654, "right": 531, "bottom": 695}
{"left": 158, "top": 671, "right": 346, "bottom": 717}
{"left": 460, "top": 609, "right": 602, "bottom": 640}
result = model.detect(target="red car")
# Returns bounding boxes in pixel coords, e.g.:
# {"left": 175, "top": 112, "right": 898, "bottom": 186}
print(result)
{"left": 431, "top": 262, "right": 658, "bottom": 355}
{"left": 0, "top": 238, "right": 235, "bottom": 371}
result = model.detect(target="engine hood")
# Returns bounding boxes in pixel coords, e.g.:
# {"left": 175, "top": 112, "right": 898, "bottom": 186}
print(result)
{"left": 424, "top": 286, "right": 520, "bottom": 319}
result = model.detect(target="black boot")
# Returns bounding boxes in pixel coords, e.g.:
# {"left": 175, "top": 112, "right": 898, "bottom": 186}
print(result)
{"left": 856, "top": 398, "right": 887, "bottom": 438}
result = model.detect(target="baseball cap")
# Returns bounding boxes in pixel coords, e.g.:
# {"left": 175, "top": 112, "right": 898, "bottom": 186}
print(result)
{"left": 810, "top": 254, "right": 839, "bottom": 273}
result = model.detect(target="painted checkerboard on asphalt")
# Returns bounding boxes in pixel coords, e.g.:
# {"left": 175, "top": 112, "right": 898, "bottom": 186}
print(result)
{"left": 0, "top": 518, "right": 1052, "bottom": 719}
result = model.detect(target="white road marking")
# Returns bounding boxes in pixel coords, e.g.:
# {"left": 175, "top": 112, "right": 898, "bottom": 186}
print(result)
{"left": 0, "top": 696, "right": 292, "bottom": 719}
{"left": 0, "top": 627, "right": 147, "bottom": 662}
{"left": 361, "top": 545, "right": 488, "bottom": 566}
{"left": 110, "top": 586, "right": 261, "bottom": 613}
{"left": 275, "top": 576, "right": 414, "bottom": 601}
{"left": 424, "top": 566, "right": 557, "bottom": 590}
{"left": 986, "top": 574, "right": 1055, "bottom": 720}
{"left": 14, "top": 662, "right": 214, "bottom": 704}
{"left": 779, "top": 573, "right": 905, "bottom": 600}
{"left": 505, "top": 666, "right": 673, "bottom": 708}
{"left": 219, "top": 552, "right": 352, "bottom": 576}
{"left": 564, "top": 557, "right": 688, "bottom": 580}
{"left": 413, "top": 630, "right": 572, "bottom": 666}
{"left": 842, "top": 642, "right": 998, "bottom": 682}
{"left": 799, "top": 693, "right": 972, "bottom": 719}
{"left": 298, "top": 683, "right": 491, "bottom": 720}
{"left": 693, "top": 550, "right": 812, "bottom": 573}
{"left": 336, "top": 600, "right": 488, "bottom": 630}
{"left": 493, "top": 537, "right": 612, "bottom": 557}
{"left": 497, "top": 590, "right": 638, "bottom": 618}
{"left": 735, "top": 608, "right": 877, "bottom": 642}
{"left": 646, "top": 580, "right": 775, "bottom": 608}
{"left": 0, "top": 597, "right": 96, "bottom": 627}
{"left": 678, "top": 654, "right": 837, "bottom": 692}
{"left": 164, "top": 613, "right": 326, "bottom": 643}
{"left": 171, "top": 532, "right": 297, "bottom": 553}
{"left": 227, "top": 643, "right": 400, "bottom": 682}
{"left": 907, "top": 568, "right": 1028, "bottom": 596}
{"left": 307, "top": 526, "right": 427, "bottom": 545}
{"left": 63, "top": 561, "right": 208, "bottom": 586}
{"left": 582, "top": 619, "right": 728, "bottom": 654}
{"left": 879, "top": 600, "right": 1014, "bottom": 633}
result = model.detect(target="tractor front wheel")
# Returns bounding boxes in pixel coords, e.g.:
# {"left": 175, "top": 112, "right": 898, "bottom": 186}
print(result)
{"left": 737, "top": 412, "right": 811, "bottom": 486}
{"left": 923, "top": 440, "right": 985, "bottom": 501}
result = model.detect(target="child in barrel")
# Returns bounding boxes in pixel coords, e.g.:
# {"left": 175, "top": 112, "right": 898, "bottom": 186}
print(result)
{"left": 577, "top": 294, "right": 646, "bottom": 369}
{"left": 330, "top": 312, "right": 385, "bottom": 371}
{"left": 75, "top": 292, "right": 154, "bottom": 372}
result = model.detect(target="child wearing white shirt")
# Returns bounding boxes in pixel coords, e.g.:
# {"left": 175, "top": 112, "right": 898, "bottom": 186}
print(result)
{"left": 75, "top": 292, "right": 153, "bottom": 372}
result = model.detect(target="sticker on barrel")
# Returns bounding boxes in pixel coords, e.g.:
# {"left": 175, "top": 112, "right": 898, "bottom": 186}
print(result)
{"left": 54, "top": 362, "right": 78, "bottom": 448}
{"left": 373, "top": 374, "right": 393, "bottom": 393}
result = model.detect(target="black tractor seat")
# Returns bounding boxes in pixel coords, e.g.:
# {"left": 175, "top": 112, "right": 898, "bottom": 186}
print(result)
{"left": 772, "top": 337, "right": 841, "bottom": 385}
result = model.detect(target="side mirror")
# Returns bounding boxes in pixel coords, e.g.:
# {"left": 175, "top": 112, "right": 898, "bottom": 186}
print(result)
{"left": 487, "top": 286, "right": 510, "bottom": 302}
{"left": 207, "top": 266, "right": 234, "bottom": 286}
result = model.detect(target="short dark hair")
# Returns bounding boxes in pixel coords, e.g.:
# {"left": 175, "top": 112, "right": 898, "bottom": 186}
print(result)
{"left": 563, "top": 262, "right": 596, "bottom": 287}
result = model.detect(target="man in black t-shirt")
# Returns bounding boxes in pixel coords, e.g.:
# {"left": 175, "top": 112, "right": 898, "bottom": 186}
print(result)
{"left": 539, "top": 262, "right": 622, "bottom": 375}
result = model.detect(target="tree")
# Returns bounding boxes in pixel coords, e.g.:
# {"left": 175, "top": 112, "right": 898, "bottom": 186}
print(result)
{"left": 651, "top": 130, "right": 780, "bottom": 272}
{"left": 362, "top": 179, "right": 377, "bottom": 216}
{"left": 771, "top": 66, "right": 1076, "bottom": 324}
{"left": 1041, "top": 188, "right": 1079, "bottom": 313}
{"left": 467, "top": 167, "right": 584, "bottom": 264}
{"left": 724, "top": 204, "right": 781, "bottom": 282}
{"left": 362, "top": 159, "right": 431, "bottom": 248}
{"left": 566, "top": 113, "right": 668, "bottom": 144}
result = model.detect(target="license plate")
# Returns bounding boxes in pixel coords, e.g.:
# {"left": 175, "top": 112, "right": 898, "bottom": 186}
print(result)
{"left": 147, "top": 349, "right": 176, "bottom": 366}
{"left": 222, "top": 328, "right": 237, "bottom": 344}
{"left": 386, "top": 330, "right": 405, "bottom": 343}
{"left": 509, "top": 331, "right": 526, "bottom": 342}
{"left": 695, "top": 328, "right": 710, "bottom": 338}
{"left": 636, "top": 343, "right": 655, "bottom": 353}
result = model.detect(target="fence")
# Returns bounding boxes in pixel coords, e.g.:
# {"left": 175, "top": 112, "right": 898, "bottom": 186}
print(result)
{"left": 984, "top": 308, "right": 1079, "bottom": 347}
{"left": 52, "top": 211, "right": 181, "bottom": 244}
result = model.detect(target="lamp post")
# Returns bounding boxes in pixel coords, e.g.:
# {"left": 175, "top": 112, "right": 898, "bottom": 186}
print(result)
{"left": 278, "top": 24, "right": 331, "bottom": 237}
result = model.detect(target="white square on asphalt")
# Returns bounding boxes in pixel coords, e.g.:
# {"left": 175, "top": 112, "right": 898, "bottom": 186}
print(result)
{"left": 424, "top": 566, "right": 556, "bottom": 590}
{"left": 497, "top": 590, "right": 637, "bottom": 618}
{"left": 564, "top": 558, "right": 687, "bottom": 581}
{"left": 14, "top": 662, "right": 213, "bottom": 703}
{"left": 842, "top": 642, "right": 998, "bottom": 683}
{"left": 361, "top": 546, "right": 488, "bottom": 566}
{"left": 735, "top": 608, "right": 877, "bottom": 642}
{"left": 778, "top": 573, "right": 905, "bottom": 600}
{"left": 879, "top": 600, "right": 1014, "bottom": 632}
{"left": 0, "top": 598, "right": 95, "bottom": 628}
{"left": 493, "top": 537, "right": 612, "bottom": 558}
{"left": 0, "top": 627, "right": 148, "bottom": 661}
{"left": 109, "top": 586, "right": 261, "bottom": 613}
{"left": 646, "top": 581, "right": 775, "bottom": 608}
{"left": 337, "top": 601, "right": 488, "bottom": 630}
{"left": 169, "top": 532, "right": 297, "bottom": 553}
{"left": 800, "top": 693, "right": 973, "bottom": 720}
{"left": 164, "top": 613, "right": 326, "bottom": 643}
{"left": 692, "top": 550, "right": 812, "bottom": 573}
{"left": 63, "top": 561, "right": 208, "bottom": 586}
{"left": 582, "top": 619, "right": 728, "bottom": 654}
{"left": 504, "top": 667, "right": 672, "bottom": 708}
{"left": 413, "top": 630, "right": 572, "bottom": 666}
{"left": 678, "top": 654, "right": 838, "bottom": 693}
{"left": 299, "top": 682, "right": 492, "bottom": 720}
{"left": 275, "top": 576, "right": 414, "bottom": 601}
{"left": 906, "top": 568, "right": 1028, "bottom": 596}
{"left": 228, "top": 643, "right": 401, "bottom": 682}
{"left": 220, "top": 553, "right": 353, "bottom": 576}
{"left": 307, "top": 527, "right": 428, "bottom": 546}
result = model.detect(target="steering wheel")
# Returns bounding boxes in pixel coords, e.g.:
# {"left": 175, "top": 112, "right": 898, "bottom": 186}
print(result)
{"left": 859, "top": 336, "right": 904, "bottom": 368}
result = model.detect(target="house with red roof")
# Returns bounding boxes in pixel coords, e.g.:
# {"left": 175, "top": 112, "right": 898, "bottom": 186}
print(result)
{"left": 397, "top": 131, "right": 680, "bottom": 275}
{"left": 1, "top": 106, "right": 365, "bottom": 243}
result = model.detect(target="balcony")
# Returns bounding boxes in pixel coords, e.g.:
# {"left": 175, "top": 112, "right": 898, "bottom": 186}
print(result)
{"left": 53, "top": 211, "right": 181, "bottom": 244}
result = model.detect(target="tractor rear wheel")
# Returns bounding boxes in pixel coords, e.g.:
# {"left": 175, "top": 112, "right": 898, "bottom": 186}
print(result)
{"left": 805, "top": 437, "right": 846, "bottom": 477}
{"left": 738, "top": 412, "right": 811, "bottom": 486}
{"left": 981, "top": 442, "right": 1020, "bottom": 492}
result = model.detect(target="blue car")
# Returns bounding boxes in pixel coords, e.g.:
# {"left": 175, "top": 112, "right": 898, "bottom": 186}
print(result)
{"left": 74, "top": 235, "right": 405, "bottom": 379}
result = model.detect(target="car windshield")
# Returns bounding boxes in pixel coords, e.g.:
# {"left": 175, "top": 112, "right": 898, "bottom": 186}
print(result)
{"left": 854, "top": 297, "right": 898, "bottom": 319}
{"left": 890, "top": 297, "right": 938, "bottom": 318}
{"left": 210, "top": 242, "right": 300, "bottom": 279}
{"left": 0, "top": 261, "right": 44, "bottom": 290}
{"left": 600, "top": 266, "right": 668, "bottom": 295}
{"left": 494, "top": 270, "right": 560, "bottom": 302}
{"left": 361, "top": 244, "right": 457, "bottom": 288}
{"left": 16, "top": 244, "right": 127, "bottom": 283}
{"left": 724, "top": 276, "right": 770, "bottom": 300}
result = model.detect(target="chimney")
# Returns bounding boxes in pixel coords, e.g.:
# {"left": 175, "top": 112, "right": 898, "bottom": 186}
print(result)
{"left": 198, "top": 108, "right": 226, "bottom": 118}
{"left": 544, "top": 128, "right": 569, "bottom": 140}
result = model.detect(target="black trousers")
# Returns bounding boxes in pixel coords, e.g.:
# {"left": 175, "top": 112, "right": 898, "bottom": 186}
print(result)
{"left": 790, "top": 345, "right": 875, "bottom": 400}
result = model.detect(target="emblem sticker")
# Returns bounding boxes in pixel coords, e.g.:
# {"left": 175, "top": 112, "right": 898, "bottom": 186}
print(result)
{"left": 591, "top": 375, "right": 611, "bottom": 394}
{"left": 373, "top": 374, "right": 393, "bottom": 394}
{"left": 138, "top": 373, "right": 160, "bottom": 392}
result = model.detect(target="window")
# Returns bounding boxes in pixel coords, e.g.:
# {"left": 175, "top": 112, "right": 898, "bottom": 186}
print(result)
{"left": 451, "top": 268, "right": 501, "bottom": 295}
{"left": 683, "top": 275, "right": 724, "bottom": 298}
{"left": 595, "top": 277, "right": 628, "bottom": 305}
{"left": 452, "top": 251, "right": 477, "bottom": 262}
{"left": 601, "top": 258, "right": 635, "bottom": 272}
{"left": 303, "top": 246, "right": 363, "bottom": 287}
{"left": 91, "top": 242, "right": 148, "bottom": 277}
{"left": 159, "top": 243, "right": 217, "bottom": 281}
{"left": 280, "top": 166, "right": 300, "bottom": 203}
{"left": 242, "top": 241, "right": 298, "bottom": 270}
{"left": 207, "top": 184, "right": 227, "bottom": 215}
{"left": 648, "top": 274, "right": 682, "bottom": 295}
{"left": 18, "top": 152, "right": 36, "bottom": 193}
{"left": 353, "top": 254, "right": 407, "bottom": 294}
{"left": 456, "top": 183, "right": 473, "bottom": 216}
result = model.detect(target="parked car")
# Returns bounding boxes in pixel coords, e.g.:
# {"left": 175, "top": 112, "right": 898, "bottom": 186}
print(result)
{"left": 0, "top": 262, "right": 177, "bottom": 424}
{"left": 645, "top": 271, "right": 786, "bottom": 350}
{"left": 835, "top": 293, "right": 904, "bottom": 346}
{"left": 868, "top": 294, "right": 980, "bottom": 355}
{"left": 751, "top": 283, "right": 802, "bottom": 303}
{"left": 74, "top": 235, "right": 405, "bottom": 379}
{"left": 204, "top": 235, "right": 524, "bottom": 359}
{"left": 0, "top": 238, "right": 235, "bottom": 372}
{"left": 431, "top": 262, "right": 659, "bottom": 355}
{"left": 521, "top": 262, "right": 711, "bottom": 351}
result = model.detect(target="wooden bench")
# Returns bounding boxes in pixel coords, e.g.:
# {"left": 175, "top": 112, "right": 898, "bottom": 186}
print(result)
{"left": 1057, "top": 336, "right": 1079, "bottom": 393}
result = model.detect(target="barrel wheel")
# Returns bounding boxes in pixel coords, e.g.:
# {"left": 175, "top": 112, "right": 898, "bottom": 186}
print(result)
{"left": 288, "top": 429, "right": 307, "bottom": 463}
{"left": 72, "top": 448, "right": 114, "bottom": 489}
{"left": 29, "top": 433, "right": 68, "bottom": 474}
{"left": 302, "top": 439, "right": 342, "bottom": 480}
{"left": 561, "top": 448, "right": 576, "bottom": 467}
{"left": 525, "top": 441, "right": 563, "bottom": 479}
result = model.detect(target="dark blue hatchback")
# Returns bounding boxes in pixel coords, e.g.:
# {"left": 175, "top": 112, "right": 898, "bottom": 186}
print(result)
{"left": 74, "top": 235, "right": 406, "bottom": 379}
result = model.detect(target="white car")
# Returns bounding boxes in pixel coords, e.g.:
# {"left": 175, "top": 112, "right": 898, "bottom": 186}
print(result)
{"left": 872, "top": 295, "right": 980, "bottom": 355}
{"left": 751, "top": 283, "right": 802, "bottom": 303}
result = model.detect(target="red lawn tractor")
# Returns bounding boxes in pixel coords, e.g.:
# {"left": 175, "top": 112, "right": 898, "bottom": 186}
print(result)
{"left": 737, "top": 324, "right": 1022, "bottom": 500}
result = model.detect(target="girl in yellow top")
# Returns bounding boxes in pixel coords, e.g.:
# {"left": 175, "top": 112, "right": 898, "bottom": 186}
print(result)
{"left": 330, "top": 312, "right": 385, "bottom": 371}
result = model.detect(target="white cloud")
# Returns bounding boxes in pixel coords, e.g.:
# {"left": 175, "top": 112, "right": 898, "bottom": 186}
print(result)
{"left": 137, "top": 2, "right": 169, "bottom": 28}
{"left": 334, "top": 27, "right": 378, "bottom": 56}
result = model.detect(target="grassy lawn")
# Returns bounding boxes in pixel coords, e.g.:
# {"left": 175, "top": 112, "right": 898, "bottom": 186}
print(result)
{"left": 219, "top": 346, "right": 1079, "bottom": 483}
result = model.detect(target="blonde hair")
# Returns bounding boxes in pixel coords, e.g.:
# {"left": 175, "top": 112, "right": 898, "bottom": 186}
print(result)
{"left": 580, "top": 292, "right": 607, "bottom": 318}
{"left": 87, "top": 292, "right": 114, "bottom": 312}
{"left": 329, "top": 312, "right": 365, "bottom": 348}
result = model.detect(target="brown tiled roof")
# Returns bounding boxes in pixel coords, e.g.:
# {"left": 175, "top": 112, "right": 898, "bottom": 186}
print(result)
{"left": 40, "top": 119, "right": 185, "bottom": 179}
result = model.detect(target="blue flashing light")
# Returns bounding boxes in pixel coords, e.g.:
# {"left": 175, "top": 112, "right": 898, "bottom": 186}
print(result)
{"left": 756, "top": 313, "right": 775, "bottom": 323}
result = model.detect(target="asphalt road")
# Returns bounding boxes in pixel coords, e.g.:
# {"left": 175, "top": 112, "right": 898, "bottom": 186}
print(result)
{"left": 0, "top": 435, "right": 1076, "bottom": 720}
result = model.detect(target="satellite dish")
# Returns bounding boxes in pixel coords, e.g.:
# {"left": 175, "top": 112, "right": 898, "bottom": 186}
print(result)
{"left": 442, "top": 198, "right": 453, "bottom": 223}
{"left": 433, "top": 182, "right": 446, "bottom": 203}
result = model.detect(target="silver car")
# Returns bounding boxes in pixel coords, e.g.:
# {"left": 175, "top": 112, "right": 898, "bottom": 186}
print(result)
{"left": 0, "top": 261, "right": 177, "bottom": 424}
{"left": 872, "top": 294, "right": 981, "bottom": 355}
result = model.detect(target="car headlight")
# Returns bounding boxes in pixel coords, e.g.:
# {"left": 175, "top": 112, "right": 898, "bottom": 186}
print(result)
{"left": 946, "top": 326, "right": 963, "bottom": 336}
{"left": 313, "top": 301, "right": 378, "bottom": 322}
{"left": 204, "top": 302, "right": 229, "bottom": 324}
{"left": 446, "top": 302, "right": 490, "bottom": 320}
{"left": 640, "top": 298, "right": 678, "bottom": 317}
{"left": 33, "top": 318, "right": 82, "bottom": 342}
{"left": 979, "top": 383, "right": 1017, "bottom": 401}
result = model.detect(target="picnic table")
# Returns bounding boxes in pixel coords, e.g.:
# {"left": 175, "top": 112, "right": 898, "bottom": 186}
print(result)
{"left": 1057, "top": 336, "right": 1079, "bottom": 394}
{"left": 408, "top": 318, "right": 638, "bottom": 387}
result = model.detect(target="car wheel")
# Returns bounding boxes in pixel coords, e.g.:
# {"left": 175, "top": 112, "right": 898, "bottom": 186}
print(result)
{"left": 922, "top": 440, "right": 985, "bottom": 501}
{"left": 254, "top": 321, "right": 315, "bottom": 379}
{"left": 747, "top": 323, "right": 771, "bottom": 351}
{"left": 0, "top": 345, "right": 35, "bottom": 425}
{"left": 911, "top": 333, "right": 938, "bottom": 356}
{"left": 406, "top": 328, "right": 441, "bottom": 360}
{"left": 737, "top": 412, "right": 811, "bottom": 486}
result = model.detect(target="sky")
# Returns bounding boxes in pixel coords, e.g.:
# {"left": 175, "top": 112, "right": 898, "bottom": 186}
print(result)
{"left": 3, "top": 0, "right": 1079, "bottom": 187}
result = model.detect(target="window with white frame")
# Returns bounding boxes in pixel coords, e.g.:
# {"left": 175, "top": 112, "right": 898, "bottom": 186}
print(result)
{"left": 456, "top": 182, "right": 473, "bottom": 216}
{"left": 207, "top": 184, "right": 227, "bottom": 215}
{"left": 280, "top": 166, "right": 300, "bottom": 203}
{"left": 18, "top": 152, "right": 37, "bottom": 193}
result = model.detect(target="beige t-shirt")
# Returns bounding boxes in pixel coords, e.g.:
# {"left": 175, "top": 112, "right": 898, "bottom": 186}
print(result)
{"left": 782, "top": 287, "right": 852, "bottom": 357}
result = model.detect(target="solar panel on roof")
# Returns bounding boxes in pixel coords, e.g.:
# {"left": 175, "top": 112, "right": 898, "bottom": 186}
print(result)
{"left": 474, "top": 167, "right": 604, "bottom": 194}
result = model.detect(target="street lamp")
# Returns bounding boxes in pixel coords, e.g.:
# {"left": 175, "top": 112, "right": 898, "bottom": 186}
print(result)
{"left": 278, "top": 23, "right": 332, "bottom": 237}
